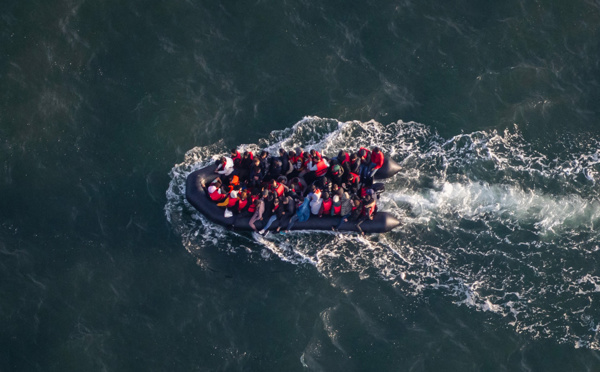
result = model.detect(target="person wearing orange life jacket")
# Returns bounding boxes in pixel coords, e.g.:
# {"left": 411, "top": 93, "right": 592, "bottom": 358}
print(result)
{"left": 226, "top": 186, "right": 241, "bottom": 209}
{"left": 330, "top": 194, "right": 342, "bottom": 216}
{"left": 229, "top": 190, "right": 249, "bottom": 230}
{"left": 285, "top": 150, "right": 299, "bottom": 178}
{"left": 246, "top": 190, "right": 260, "bottom": 214}
{"left": 207, "top": 178, "right": 227, "bottom": 202}
{"left": 217, "top": 185, "right": 240, "bottom": 208}
{"left": 268, "top": 178, "right": 287, "bottom": 197}
{"left": 343, "top": 171, "right": 360, "bottom": 194}
{"left": 230, "top": 148, "right": 242, "bottom": 168}
{"left": 305, "top": 155, "right": 329, "bottom": 186}
{"left": 318, "top": 192, "right": 333, "bottom": 217}
{"left": 309, "top": 149, "right": 322, "bottom": 161}
{"left": 298, "top": 152, "right": 312, "bottom": 178}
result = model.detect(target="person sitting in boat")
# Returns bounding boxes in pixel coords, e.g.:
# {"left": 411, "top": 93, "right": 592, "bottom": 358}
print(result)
{"left": 248, "top": 159, "right": 264, "bottom": 189}
{"left": 230, "top": 148, "right": 242, "bottom": 168}
{"left": 330, "top": 164, "right": 344, "bottom": 187}
{"left": 355, "top": 194, "right": 377, "bottom": 235}
{"left": 258, "top": 150, "right": 271, "bottom": 179}
{"left": 269, "top": 159, "right": 283, "bottom": 181}
{"left": 348, "top": 152, "right": 361, "bottom": 179}
{"left": 331, "top": 183, "right": 343, "bottom": 199}
{"left": 307, "top": 185, "right": 322, "bottom": 215}
{"left": 343, "top": 171, "right": 360, "bottom": 194}
{"left": 298, "top": 152, "right": 312, "bottom": 178}
{"left": 278, "top": 148, "right": 293, "bottom": 176}
{"left": 357, "top": 147, "right": 372, "bottom": 182}
{"left": 369, "top": 147, "right": 385, "bottom": 181}
{"left": 217, "top": 184, "right": 240, "bottom": 208}
{"left": 332, "top": 192, "right": 354, "bottom": 231}
{"left": 215, "top": 156, "right": 234, "bottom": 176}
{"left": 309, "top": 149, "right": 322, "bottom": 161}
{"left": 207, "top": 178, "right": 227, "bottom": 202}
{"left": 229, "top": 190, "right": 249, "bottom": 229}
{"left": 318, "top": 176, "right": 332, "bottom": 194}
{"left": 249, "top": 190, "right": 267, "bottom": 232}
{"left": 288, "top": 177, "right": 305, "bottom": 197}
{"left": 305, "top": 155, "right": 330, "bottom": 186}
{"left": 276, "top": 192, "right": 296, "bottom": 233}
{"left": 289, "top": 149, "right": 306, "bottom": 178}
{"left": 318, "top": 192, "right": 333, "bottom": 218}
{"left": 259, "top": 195, "right": 288, "bottom": 236}
{"left": 268, "top": 178, "right": 287, "bottom": 197}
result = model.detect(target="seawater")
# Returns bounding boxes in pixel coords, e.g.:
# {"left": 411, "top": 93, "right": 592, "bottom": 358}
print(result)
{"left": 167, "top": 118, "right": 600, "bottom": 354}
{"left": 3, "top": 0, "right": 600, "bottom": 370}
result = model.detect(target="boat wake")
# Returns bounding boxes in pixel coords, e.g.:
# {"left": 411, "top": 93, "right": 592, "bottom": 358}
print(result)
{"left": 166, "top": 116, "right": 600, "bottom": 350}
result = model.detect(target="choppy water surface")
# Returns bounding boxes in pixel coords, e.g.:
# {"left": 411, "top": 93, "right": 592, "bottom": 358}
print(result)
{"left": 168, "top": 118, "right": 600, "bottom": 351}
{"left": 4, "top": 0, "right": 600, "bottom": 370}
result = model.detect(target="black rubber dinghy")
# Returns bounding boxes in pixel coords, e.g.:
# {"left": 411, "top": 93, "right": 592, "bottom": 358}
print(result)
{"left": 185, "top": 156, "right": 402, "bottom": 233}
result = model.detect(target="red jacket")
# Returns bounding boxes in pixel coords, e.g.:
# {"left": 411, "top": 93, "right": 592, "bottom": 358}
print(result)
{"left": 371, "top": 151, "right": 384, "bottom": 169}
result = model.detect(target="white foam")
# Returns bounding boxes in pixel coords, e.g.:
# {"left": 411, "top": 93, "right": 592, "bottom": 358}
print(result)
{"left": 165, "top": 117, "right": 600, "bottom": 351}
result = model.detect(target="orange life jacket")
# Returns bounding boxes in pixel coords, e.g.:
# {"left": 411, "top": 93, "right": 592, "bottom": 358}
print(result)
{"left": 247, "top": 195, "right": 259, "bottom": 213}
{"left": 321, "top": 198, "right": 332, "bottom": 214}
{"left": 226, "top": 195, "right": 238, "bottom": 208}
{"left": 315, "top": 160, "right": 329, "bottom": 177}
{"left": 209, "top": 187, "right": 225, "bottom": 201}
{"left": 270, "top": 182, "right": 285, "bottom": 197}
{"left": 237, "top": 198, "right": 248, "bottom": 211}
{"left": 332, "top": 203, "right": 342, "bottom": 215}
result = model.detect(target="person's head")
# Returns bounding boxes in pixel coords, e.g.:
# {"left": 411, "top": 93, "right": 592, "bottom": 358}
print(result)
{"left": 350, "top": 153, "right": 358, "bottom": 161}
{"left": 323, "top": 192, "right": 330, "bottom": 200}
{"left": 332, "top": 184, "right": 339, "bottom": 192}
{"left": 239, "top": 191, "right": 247, "bottom": 200}
{"left": 279, "top": 148, "right": 285, "bottom": 156}
{"left": 220, "top": 156, "right": 226, "bottom": 163}
{"left": 332, "top": 164, "right": 341, "bottom": 175}
{"left": 260, "top": 150, "right": 268, "bottom": 159}
{"left": 310, "top": 184, "right": 317, "bottom": 192}
{"left": 243, "top": 151, "right": 251, "bottom": 158}
{"left": 273, "top": 197, "right": 279, "bottom": 204}
{"left": 333, "top": 195, "right": 340, "bottom": 204}
{"left": 288, "top": 150, "right": 296, "bottom": 158}
{"left": 230, "top": 148, "right": 238, "bottom": 156}
{"left": 271, "top": 179, "right": 278, "bottom": 186}
{"left": 358, "top": 149, "right": 365, "bottom": 158}
{"left": 253, "top": 158, "right": 260, "bottom": 166}
{"left": 372, "top": 147, "right": 380, "bottom": 154}
{"left": 262, "top": 190, "right": 269, "bottom": 199}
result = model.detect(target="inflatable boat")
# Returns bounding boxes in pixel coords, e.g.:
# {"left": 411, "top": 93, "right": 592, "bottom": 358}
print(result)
{"left": 185, "top": 156, "right": 402, "bottom": 233}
